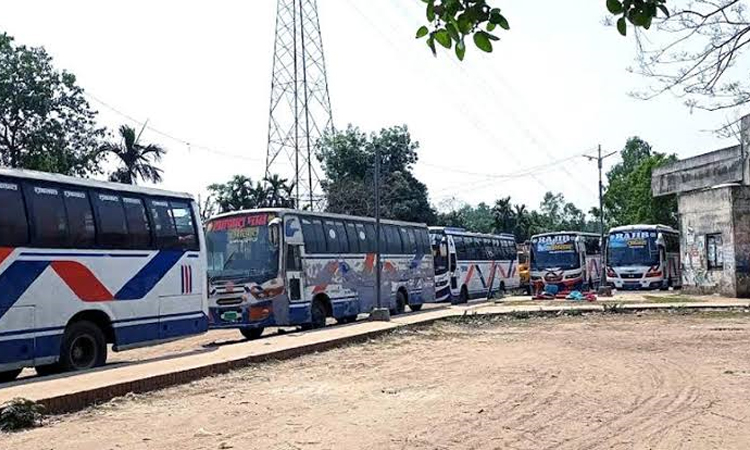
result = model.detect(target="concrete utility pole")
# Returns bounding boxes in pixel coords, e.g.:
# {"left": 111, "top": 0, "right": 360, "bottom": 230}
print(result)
{"left": 370, "top": 143, "right": 390, "bottom": 322}
{"left": 584, "top": 145, "right": 617, "bottom": 288}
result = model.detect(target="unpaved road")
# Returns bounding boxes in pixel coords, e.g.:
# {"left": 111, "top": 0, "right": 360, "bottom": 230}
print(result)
{"left": 4, "top": 311, "right": 750, "bottom": 449}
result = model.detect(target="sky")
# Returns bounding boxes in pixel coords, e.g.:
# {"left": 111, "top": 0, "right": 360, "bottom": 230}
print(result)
{"left": 0, "top": 0, "right": 738, "bottom": 214}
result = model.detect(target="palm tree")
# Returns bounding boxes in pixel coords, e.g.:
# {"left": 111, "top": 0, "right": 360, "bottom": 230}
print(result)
{"left": 264, "top": 174, "right": 296, "bottom": 208}
{"left": 101, "top": 125, "right": 166, "bottom": 185}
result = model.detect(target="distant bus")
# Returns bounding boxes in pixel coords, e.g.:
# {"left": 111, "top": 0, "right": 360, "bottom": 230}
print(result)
{"left": 605, "top": 224, "right": 681, "bottom": 290}
{"left": 0, "top": 168, "right": 207, "bottom": 382}
{"left": 429, "top": 227, "right": 519, "bottom": 303}
{"left": 205, "top": 209, "right": 435, "bottom": 338}
{"left": 530, "top": 231, "right": 602, "bottom": 295}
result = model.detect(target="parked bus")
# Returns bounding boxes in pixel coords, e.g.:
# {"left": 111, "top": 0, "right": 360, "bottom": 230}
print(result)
{"left": 530, "top": 231, "right": 601, "bottom": 295}
{"left": 429, "top": 227, "right": 519, "bottom": 303}
{"left": 0, "top": 168, "right": 207, "bottom": 382}
{"left": 205, "top": 209, "right": 435, "bottom": 338}
{"left": 605, "top": 224, "right": 681, "bottom": 290}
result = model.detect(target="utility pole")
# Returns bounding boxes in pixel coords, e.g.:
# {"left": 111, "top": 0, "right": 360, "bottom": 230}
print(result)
{"left": 370, "top": 143, "right": 390, "bottom": 321}
{"left": 584, "top": 145, "right": 617, "bottom": 289}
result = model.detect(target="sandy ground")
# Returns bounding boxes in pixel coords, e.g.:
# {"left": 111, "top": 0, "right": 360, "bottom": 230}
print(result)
{"left": 4, "top": 311, "right": 750, "bottom": 450}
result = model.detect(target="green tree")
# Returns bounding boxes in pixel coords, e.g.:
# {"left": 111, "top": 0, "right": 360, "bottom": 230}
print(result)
{"left": 207, "top": 174, "right": 295, "bottom": 215}
{"left": 603, "top": 137, "right": 678, "bottom": 227}
{"left": 317, "top": 125, "right": 436, "bottom": 224}
{"left": 264, "top": 174, "right": 296, "bottom": 208}
{"left": 418, "top": 0, "right": 668, "bottom": 60}
{"left": 0, "top": 32, "right": 105, "bottom": 175}
{"left": 100, "top": 125, "right": 166, "bottom": 185}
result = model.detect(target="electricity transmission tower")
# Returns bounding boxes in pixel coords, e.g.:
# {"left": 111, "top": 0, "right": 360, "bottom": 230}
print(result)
{"left": 265, "top": 0, "right": 334, "bottom": 210}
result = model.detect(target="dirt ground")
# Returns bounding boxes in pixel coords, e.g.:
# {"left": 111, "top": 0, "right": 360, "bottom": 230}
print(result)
{"left": 5, "top": 311, "right": 750, "bottom": 450}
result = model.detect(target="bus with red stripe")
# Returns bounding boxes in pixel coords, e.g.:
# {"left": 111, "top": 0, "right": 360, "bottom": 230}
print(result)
{"left": 205, "top": 209, "right": 435, "bottom": 339}
{"left": 530, "top": 231, "right": 602, "bottom": 296}
{"left": 605, "top": 224, "right": 681, "bottom": 290}
{"left": 0, "top": 168, "right": 208, "bottom": 383}
{"left": 429, "top": 227, "right": 519, "bottom": 303}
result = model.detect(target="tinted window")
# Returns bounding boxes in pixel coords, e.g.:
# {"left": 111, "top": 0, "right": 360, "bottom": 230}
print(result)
{"left": 149, "top": 199, "right": 178, "bottom": 248}
{"left": 335, "top": 221, "right": 348, "bottom": 253}
{"left": 93, "top": 193, "right": 128, "bottom": 248}
{"left": 364, "top": 223, "right": 377, "bottom": 253}
{"left": 346, "top": 222, "right": 360, "bottom": 253}
{"left": 171, "top": 202, "right": 198, "bottom": 250}
{"left": 378, "top": 225, "right": 388, "bottom": 253}
{"left": 403, "top": 228, "right": 417, "bottom": 254}
{"left": 123, "top": 197, "right": 151, "bottom": 248}
{"left": 455, "top": 236, "right": 466, "bottom": 260}
{"left": 27, "top": 185, "right": 68, "bottom": 247}
{"left": 312, "top": 219, "right": 326, "bottom": 253}
{"left": 0, "top": 181, "right": 28, "bottom": 246}
{"left": 324, "top": 221, "right": 340, "bottom": 253}
{"left": 302, "top": 218, "right": 322, "bottom": 253}
{"left": 386, "top": 225, "right": 402, "bottom": 254}
{"left": 64, "top": 190, "right": 95, "bottom": 248}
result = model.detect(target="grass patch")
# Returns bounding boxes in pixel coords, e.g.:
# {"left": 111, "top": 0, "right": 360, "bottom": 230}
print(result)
{"left": 0, "top": 398, "right": 44, "bottom": 432}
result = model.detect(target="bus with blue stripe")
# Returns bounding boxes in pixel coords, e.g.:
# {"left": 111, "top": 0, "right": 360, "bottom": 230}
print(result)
{"left": 0, "top": 168, "right": 208, "bottom": 382}
{"left": 429, "top": 227, "right": 519, "bottom": 303}
{"left": 205, "top": 209, "right": 435, "bottom": 338}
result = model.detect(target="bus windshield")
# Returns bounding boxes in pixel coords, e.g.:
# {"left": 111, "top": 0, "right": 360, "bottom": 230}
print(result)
{"left": 608, "top": 231, "right": 659, "bottom": 267}
{"left": 206, "top": 213, "right": 279, "bottom": 282}
{"left": 531, "top": 236, "right": 579, "bottom": 271}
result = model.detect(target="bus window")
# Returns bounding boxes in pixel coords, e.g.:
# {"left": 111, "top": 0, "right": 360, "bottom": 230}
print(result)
{"left": 455, "top": 236, "right": 466, "bottom": 260}
{"left": 324, "top": 221, "right": 340, "bottom": 253}
{"left": 27, "top": 185, "right": 68, "bottom": 248}
{"left": 149, "top": 199, "right": 178, "bottom": 249}
{"left": 123, "top": 197, "right": 151, "bottom": 249}
{"left": 345, "top": 222, "right": 360, "bottom": 253}
{"left": 364, "top": 223, "right": 377, "bottom": 253}
{"left": 402, "top": 228, "right": 417, "bottom": 254}
{"left": 418, "top": 229, "right": 430, "bottom": 254}
{"left": 301, "top": 218, "right": 322, "bottom": 253}
{"left": 0, "top": 181, "right": 28, "bottom": 246}
{"left": 64, "top": 190, "right": 95, "bottom": 248}
{"left": 386, "top": 225, "right": 403, "bottom": 254}
{"left": 94, "top": 193, "right": 128, "bottom": 248}
{"left": 334, "top": 221, "right": 348, "bottom": 253}
{"left": 171, "top": 202, "right": 198, "bottom": 251}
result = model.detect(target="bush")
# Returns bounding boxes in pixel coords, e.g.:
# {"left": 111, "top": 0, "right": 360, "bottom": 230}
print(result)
{"left": 0, "top": 398, "right": 44, "bottom": 432}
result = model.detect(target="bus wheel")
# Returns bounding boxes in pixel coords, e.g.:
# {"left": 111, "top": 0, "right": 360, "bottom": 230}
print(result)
{"left": 393, "top": 291, "right": 407, "bottom": 315}
{"left": 0, "top": 369, "right": 22, "bottom": 383}
{"left": 310, "top": 300, "right": 327, "bottom": 329}
{"left": 240, "top": 327, "right": 264, "bottom": 340}
{"left": 459, "top": 287, "right": 469, "bottom": 304}
{"left": 408, "top": 303, "right": 423, "bottom": 312}
{"left": 59, "top": 320, "right": 107, "bottom": 372}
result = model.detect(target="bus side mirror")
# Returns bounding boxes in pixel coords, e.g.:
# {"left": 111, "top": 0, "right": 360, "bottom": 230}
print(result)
{"left": 269, "top": 218, "right": 282, "bottom": 247}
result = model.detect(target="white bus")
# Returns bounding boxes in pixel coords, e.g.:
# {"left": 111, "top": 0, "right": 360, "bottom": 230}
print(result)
{"left": 530, "top": 231, "right": 602, "bottom": 295}
{"left": 605, "top": 224, "right": 681, "bottom": 290}
{"left": 429, "top": 227, "right": 519, "bottom": 303}
{"left": 0, "top": 168, "right": 208, "bottom": 382}
{"left": 205, "top": 209, "right": 435, "bottom": 338}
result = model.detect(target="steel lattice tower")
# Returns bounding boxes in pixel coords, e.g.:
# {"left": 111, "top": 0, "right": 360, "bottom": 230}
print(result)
{"left": 265, "top": 0, "right": 333, "bottom": 210}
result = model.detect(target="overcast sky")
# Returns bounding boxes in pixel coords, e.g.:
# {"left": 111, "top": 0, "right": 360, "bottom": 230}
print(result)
{"left": 0, "top": 0, "right": 737, "bottom": 213}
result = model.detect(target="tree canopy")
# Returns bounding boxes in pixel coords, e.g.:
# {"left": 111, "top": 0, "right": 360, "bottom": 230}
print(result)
{"left": 317, "top": 125, "right": 436, "bottom": 224}
{"left": 101, "top": 125, "right": 166, "bottom": 185}
{"left": 205, "top": 174, "right": 295, "bottom": 218}
{"left": 0, "top": 32, "right": 104, "bottom": 176}
{"left": 603, "top": 136, "right": 678, "bottom": 227}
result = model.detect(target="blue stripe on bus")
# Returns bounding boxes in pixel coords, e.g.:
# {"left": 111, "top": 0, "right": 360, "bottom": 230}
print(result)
{"left": 115, "top": 250, "right": 185, "bottom": 300}
{"left": 0, "top": 325, "right": 66, "bottom": 338}
{"left": 113, "top": 310, "right": 206, "bottom": 325}
{"left": 20, "top": 252, "right": 151, "bottom": 258}
{"left": 0, "top": 261, "right": 50, "bottom": 313}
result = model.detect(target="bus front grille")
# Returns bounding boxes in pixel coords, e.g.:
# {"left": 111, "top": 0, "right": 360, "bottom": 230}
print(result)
{"left": 216, "top": 297, "right": 244, "bottom": 306}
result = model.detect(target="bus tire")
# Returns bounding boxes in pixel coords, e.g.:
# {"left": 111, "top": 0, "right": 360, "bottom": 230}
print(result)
{"left": 240, "top": 327, "right": 264, "bottom": 340}
{"left": 0, "top": 369, "right": 22, "bottom": 383}
{"left": 310, "top": 299, "right": 327, "bottom": 329}
{"left": 459, "top": 286, "right": 469, "bottom": 304}
{"left": 58, "top": 320, "right": 107, "bottom": 372}
{"left": 393, "top": 291, "right": 407, "bottom": 315}
{"left": 408, "top": 303, "right": 423, "bottom": 312}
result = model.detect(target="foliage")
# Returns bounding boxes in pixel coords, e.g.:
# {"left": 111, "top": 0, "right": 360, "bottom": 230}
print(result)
{"left": 206, "top": 174, "right": 295, "bottom": 216}
{"left": 603, "top": 136, "right": 678, "bottom": 227}
{"left": 418, "top": 0, "right": 669, "bottom": 60}
{"left": 100, "top": 125, "right": 166, "bottom": 185}
{"left": 0, "top": 398, "right": 44, "bottom": 432}
{"left": 0, "top": 32, "right": 105, "bottom": 176}
{"left": 317, "top": 125, "right": 436, "bottom": 224}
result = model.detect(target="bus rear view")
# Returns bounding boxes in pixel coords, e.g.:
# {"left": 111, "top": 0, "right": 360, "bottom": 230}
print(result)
{"left": 605, "top": 225, "right": 681, "bottom": 290}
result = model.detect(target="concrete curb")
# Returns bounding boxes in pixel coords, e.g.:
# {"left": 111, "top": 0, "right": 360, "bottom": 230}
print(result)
{"left": 2, "top": 300, "right": 749, "bottom": 415}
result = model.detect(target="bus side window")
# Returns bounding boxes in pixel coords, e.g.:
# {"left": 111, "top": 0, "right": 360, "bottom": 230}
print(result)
{"left": 0, "top": 180, "right": 28, "bottom": 246}
{"left": 93, "top": 193, "right": 128, "bottom": 248}
{"left": 335, "top": 221, "right": 348, "bottom": 253}
{"left": 123, "top": 197, "right": 152, "bottom": 249}
{"left": 25, "top": 184, "right": 68, "bottom": 248}
{"left": 355, "top": 223, "right": 368, "bottom": 253}
{"left": 386, "top": 225, "right": 403, "bottom": 254}
{"left": 63, "top": 189, "right": 96, "bottom": 248}
{"left": 345, "top": 222, "right": 360, "bottom": 254}
{"left": 301, "top": 218, "right": 320, "bottom": 253}
{"left": 364, "top": 223, "right": 377, "bottom": 253}
{"left": 455, "top": 236, "right": 465, "bottom": 260}
{"left": 148, "top": 199, "right": 178, "bottom": 249}
{"left": 419, "top": 229, "right": 430, "bottom": 254}
{"left": 324, "top": 221, "right": 340, "bottom": 254}
{"left": 170, "top": 202, "right": 198, "bottom": 251}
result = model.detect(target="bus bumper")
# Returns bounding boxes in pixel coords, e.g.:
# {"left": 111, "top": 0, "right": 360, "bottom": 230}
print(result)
{"left": 208, "top": 302, "right": 275, "bottom": 329}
